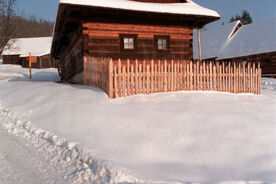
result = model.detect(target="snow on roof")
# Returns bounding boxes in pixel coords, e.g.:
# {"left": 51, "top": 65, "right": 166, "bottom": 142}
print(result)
{"left": 193, "top": 21, "right": 241, "bottom": 60}
{"left": 218, "top": 17, "right": 276, "bottom": 60}
{"left": 2, "top": 37, "right": 52, "bottom": 57}
{"left": 59, "top": 0, "right": 220, "bottom": 18}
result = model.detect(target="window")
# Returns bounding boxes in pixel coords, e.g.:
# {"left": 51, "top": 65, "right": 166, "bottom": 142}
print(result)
{"left": 120, "top": 34, "right": 137, "bottom": 51}
{"left": 154, "top": 35, "right": 170, "bottom": 52}
{"left": 123, "top": 37, "right": 134, "bottom": 49}
{"left": 157, "top": 39, "right": 168, "bottom": 50}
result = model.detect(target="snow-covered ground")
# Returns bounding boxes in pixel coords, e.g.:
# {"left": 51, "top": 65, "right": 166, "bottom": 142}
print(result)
{"left": 0, "top": 128, "right": 68, "bottom": 184}
{"left": 0, "top": 64, "right": 276, "bottom": 184}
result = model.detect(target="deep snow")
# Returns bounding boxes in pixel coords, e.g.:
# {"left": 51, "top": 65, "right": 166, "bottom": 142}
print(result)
{"left": 0, "top": 64, "right": 276, "bottom": 184}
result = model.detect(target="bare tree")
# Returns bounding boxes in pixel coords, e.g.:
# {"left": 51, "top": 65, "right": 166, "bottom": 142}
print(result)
{"left": 0, "top": 0, "right": 17, "bottom": 53}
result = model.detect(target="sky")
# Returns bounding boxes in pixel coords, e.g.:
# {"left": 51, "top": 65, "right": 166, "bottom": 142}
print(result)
{"left": 15, "top": 0, "right": 276, "bottom": 27}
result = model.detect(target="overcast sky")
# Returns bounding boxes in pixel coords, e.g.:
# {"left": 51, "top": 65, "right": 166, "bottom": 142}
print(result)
{"left": 16, "top": 0, "right": 276, "bottom": 27}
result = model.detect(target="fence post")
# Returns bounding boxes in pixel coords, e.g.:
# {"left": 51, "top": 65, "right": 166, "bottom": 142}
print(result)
{"left": 258, "top": 62, "right": 261, "bottom": 94}
{"left": 143, "top": 60, "right": 146, "bottom": 94}
{"left": 151, "top": 59, "right": 154, "bottom": 93}
{"left": 164, "top": 60, "right": 167, "bottom": 92}
{"left": 139, "top": 63, "right": 142, "bottom": 94}
{"left": 122, "top": 65, "right": 126, "bottom": 97}
{"left": 118, "top": 59, "right": 122, "bottom": 97}
{"left": 131, "top": 64, "right": 134, "bottom": 95}
{"left": 114, "top": 66, "right": 118, "bottom": 98}
{"left": 190, "top": 61, "right": 193, "bottom": 90}
{"left": 108, "top": 59, "right": 114, "bottom": 98}
{"left": 135, "top": 60, "right": 138, "bottom": 94}
{"left": 253, "top": 62, "right": 256, "bottom": 94}
{"left": 158, "top": 60, "right": 161, "bottom": 91}
{"left": 127, "top": 59, "right": 130, "bottom": 96}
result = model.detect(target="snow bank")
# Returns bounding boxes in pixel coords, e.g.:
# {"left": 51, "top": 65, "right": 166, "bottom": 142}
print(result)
{"left": 0, "top": 103, "right": 139, "bottom": 184}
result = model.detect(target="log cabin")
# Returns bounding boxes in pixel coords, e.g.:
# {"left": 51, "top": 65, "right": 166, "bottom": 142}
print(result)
{"left": 1, "top": 37, "right": 55, "bottom": 68}
{"left": 216, "top": 17, "right": 276, "bottom": 76}
{"left": 51, "top": 0, "right": 220, "bottom": 83}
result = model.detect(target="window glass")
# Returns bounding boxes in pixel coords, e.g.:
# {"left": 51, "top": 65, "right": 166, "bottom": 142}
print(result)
{"left": 158, "top": 39, "right": 167, "bottom": 50}
{"left": 124, "top": 38, "right": 134, "bottom": 49}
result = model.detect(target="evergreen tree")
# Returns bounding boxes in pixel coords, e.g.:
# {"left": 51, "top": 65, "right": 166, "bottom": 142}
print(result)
{"left": 229, "top": 10, "right": 253, "bottom": 25}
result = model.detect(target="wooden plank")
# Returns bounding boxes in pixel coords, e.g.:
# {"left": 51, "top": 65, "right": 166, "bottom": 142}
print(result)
{"left": 127, "top": 59, "right": 130, "bottom": 96}
{"left": 190, "top": 61, "right": 193, "bottom": 90}
{"left": 108, "top": 59, "right": 114, "bottom": 98}
{"left": 210, "top": 62, "right": 213, "bottom": 91}
{"left": 197, "top": 61, "right": 200, "bottom": 90}
{"left": 203, "top": 61, "right": 206, "bottom": 91}
{"left": 143, "top": 60, "right": 146, "bottom": 94}
{"left": 114, "top": 66, "right": 118, "bottom": 98}
{"left": 193, "top": 62, "right": 197, "bottom": 90}
{"left": 139, "top": 64, "right": 142, "bottom": 94}
{"left": 180, "top": 63, "right": 183, "bottom": 90}
{"left": 177, "top": 62, "right": 180, "bottom": 90}
{"left": 122, "top": 65, "right": 126, "bottom": 97}
{"left": 168, "top": 63, "right": 171, "bottom": 91}
{"left": 243, "top": 62, "right": 246, "bottom": 93}
{"left": 118, "top": 59, "right": 122, "bottom": 97}
{"left": 147, "top": 64, "right": 150, "bottom": 94}
{"left": 171, "top": 60, "right": 174, "bottom": 91}
{"left": 187, "top": 61, "right": 190, "bottom": 90}
{"left": 233, "top": 62, "right": 236, "bottom": 93}
{"left": 151, "top": 59, "right": 154, "bottom": 93}
{"left": 154, "top": 64, "right": 158, "bottom": 92}
{"left": 161, "top": 63, "right": 164, "bottom": 92}
{"left": 164, "top": 60, "right": 167, "bottom": 92}
{"left": 247, "top": 62, "right": 251, "bottom": 93}
{"left": 213, "top": 62, "right": 216, "bottom": 91}
{"left": 131, "top": 64, "right": 134, "bottom": 95}
{"left": 219, "top": 63, "right": 222, "bottom": 92}
{"left": 135, "top": 60, "right": 139, "bottom": 94}
{"left": 252, "top": 62, "right": 256, "bottom": 93}
{"left": 158, "top": 60, "right": 161, "bottom": 91}
{"left": 258, "top": 62, "right": 262, "bottom": 94}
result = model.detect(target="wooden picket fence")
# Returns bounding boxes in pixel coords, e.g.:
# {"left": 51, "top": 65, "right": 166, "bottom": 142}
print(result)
{"left": 83, "top": 57, "right": 262, "bottom": 98}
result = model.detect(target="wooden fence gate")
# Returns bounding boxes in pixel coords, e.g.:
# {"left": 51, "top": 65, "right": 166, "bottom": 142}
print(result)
{"left": 84, "top": 57, "right": 262, "bottom": 98}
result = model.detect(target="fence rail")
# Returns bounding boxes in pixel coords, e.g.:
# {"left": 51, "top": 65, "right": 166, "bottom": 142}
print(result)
{"left": 84, "top": 57, "right": 262, "bottom": 98}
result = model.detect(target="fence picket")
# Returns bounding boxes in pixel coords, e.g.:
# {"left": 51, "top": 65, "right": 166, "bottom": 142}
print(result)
{"left": 151, "top": 60, "right": 154, "bottom": 93}
{"left": 147, "top": 64, "right": 150, "bottom": 94}
{"left": 164, "top": 60, "right": 167, "bottom": 92}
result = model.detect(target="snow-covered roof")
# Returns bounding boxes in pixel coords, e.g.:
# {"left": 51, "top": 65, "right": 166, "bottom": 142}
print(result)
{"left": 2, "top": 37, "right": 52, "bottom": 57}
{"left": 60, "top": 0, "right": 220, "bottom": 18}
{"left": 193, "top": 21, "right": 241, "bottom": 60}
{"left": 218, "top": 17, "right": 276, "bottom": 60}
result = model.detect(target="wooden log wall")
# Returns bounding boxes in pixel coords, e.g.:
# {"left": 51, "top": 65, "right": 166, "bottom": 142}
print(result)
{"left": 225, "top": 51, "right": 276, "bottom": 76}
{"left": 82, "top": 22, "right": 193, "bottom": 60}
{"left": 83, "top": 57, "right": 262, "bottom": 98}
{"left": 21, "top": 55, "right": 54, "bottom": 69}
{"left": 2, "top": 55, "right": 21, "bottom": 65}
{"left": 63, "top": 37, "right": 84, "bottom": 80}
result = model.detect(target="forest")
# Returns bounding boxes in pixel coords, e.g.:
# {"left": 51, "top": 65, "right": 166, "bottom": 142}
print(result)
{"left": 0, "top": 0, "right": 54, "bottom": 52}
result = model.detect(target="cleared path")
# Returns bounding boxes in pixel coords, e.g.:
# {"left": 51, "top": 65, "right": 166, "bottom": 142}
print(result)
{"left": 0, "top": 128, "right": 68, "bottom": 184}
